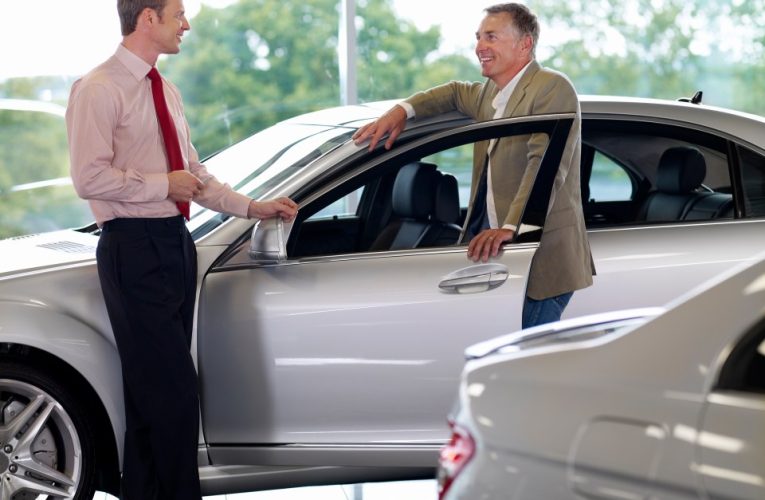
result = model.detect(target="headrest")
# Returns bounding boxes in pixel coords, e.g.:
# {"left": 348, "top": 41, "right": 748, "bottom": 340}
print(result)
{"left": 656, "top": 147, "right": 706, "bottom": 194}
{"left": 392, "top": 162, "right": 438, "bottom": 218}
{"left": 433, "top": 173, "right": 460, "bottom": 223}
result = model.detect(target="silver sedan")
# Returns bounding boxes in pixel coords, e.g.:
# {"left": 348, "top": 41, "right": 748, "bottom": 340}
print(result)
{"left": 1, "top": 95, "right": 765, "bottom": 498}
{"left": 440, "top": 253, "right": 765, "bottom": 499}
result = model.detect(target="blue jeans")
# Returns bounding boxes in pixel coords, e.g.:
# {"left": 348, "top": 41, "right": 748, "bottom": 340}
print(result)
{"left": 522, "top": 292, "right": 574, "bottom": 329}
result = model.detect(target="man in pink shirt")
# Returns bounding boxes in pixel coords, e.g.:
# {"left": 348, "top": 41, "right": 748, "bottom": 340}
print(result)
{"left": 66, "top": 1, "right": 297, "bottom": 498}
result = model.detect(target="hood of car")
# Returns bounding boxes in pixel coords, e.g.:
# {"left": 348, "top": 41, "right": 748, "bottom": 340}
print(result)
{"left": 0, "top": 230, "right": 98, "bottom": 277}
{"left": 464, "top": 307, "right": 664, "bottom": 360}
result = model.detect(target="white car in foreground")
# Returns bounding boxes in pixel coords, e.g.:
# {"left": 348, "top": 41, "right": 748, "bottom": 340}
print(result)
{"left": 440, "top": 254, "right": 765, "bottom": 499}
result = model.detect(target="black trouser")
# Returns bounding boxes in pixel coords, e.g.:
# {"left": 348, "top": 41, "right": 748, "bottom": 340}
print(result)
{"left": 97, "top": 216, "right": 201, "bottom": 500}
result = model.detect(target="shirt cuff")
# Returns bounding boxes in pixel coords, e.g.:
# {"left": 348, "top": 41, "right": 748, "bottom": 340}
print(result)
{"left": 399, "top": 102, "right": 415, "bottom": 119}
{"left": 222, "top": 191, "right": 252, "bottom": 219}
{"left": 518, "top": 224, "right": 541, "bottom": 234}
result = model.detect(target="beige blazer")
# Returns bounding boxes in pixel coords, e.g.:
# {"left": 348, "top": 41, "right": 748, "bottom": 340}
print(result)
{"left": 406, "top": 60, "right": 595, "bottom": 299}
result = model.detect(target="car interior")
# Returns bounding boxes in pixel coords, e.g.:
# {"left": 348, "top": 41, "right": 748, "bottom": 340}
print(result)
{"left": 288, "top": 159, "right": 464, "bottom": 258}
{"left": 635, "top": 146, "right": 733, "bottom": 222}
{"left": 580, "top": 119, "right": 735, "bottom": 226}
{"left": 287, "top": 118, "right": 759, "bottom": 260}
{"left": 368, "top": 162, "right": 462, "bottom": 251}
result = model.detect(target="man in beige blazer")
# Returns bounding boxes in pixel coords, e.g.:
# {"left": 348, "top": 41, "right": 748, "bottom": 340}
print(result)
{"left": 353, "top": 3, "right": 595, "bottom": 328}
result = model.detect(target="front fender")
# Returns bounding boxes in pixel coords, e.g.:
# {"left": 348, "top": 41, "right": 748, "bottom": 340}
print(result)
{"left": 0, "top": 300, "right": 125, "bottom": 462}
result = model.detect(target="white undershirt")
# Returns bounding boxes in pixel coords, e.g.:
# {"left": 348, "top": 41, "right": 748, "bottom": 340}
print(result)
{"left": 487, "top": 62, "right": 530, "bottom": 230}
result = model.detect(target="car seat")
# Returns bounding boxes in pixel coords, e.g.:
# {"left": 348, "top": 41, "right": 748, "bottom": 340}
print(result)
{"left": 370, "top": 162, "right": 462, "bottom": 250}
{"left": 637, "top": 146, "right": 732, "bottom": 222}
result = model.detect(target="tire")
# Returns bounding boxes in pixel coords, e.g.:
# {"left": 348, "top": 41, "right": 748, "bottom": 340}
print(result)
{"left": 0, "top": 361, "right": 97, "bottom": 500}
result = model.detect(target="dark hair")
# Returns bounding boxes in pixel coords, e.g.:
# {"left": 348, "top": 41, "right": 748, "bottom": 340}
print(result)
{"left": 484, "top": 3, "right": 540, "bottom": 57}
{"left": 118, "top": 0, "right": 168, "bottom": 36}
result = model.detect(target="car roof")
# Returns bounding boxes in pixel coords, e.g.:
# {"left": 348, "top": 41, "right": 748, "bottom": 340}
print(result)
{"left": 580, "top": 95, "right": 765, "bottom": 147}
{"left": 284, "top": 95, "right": 765, "bottom": 151}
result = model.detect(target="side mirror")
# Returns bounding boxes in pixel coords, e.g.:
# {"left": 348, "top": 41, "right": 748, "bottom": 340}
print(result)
{"left": 249, "top": 217, "right": 287, "bottom": 263}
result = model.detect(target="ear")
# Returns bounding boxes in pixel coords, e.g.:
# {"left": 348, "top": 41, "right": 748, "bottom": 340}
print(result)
{"left": 521, "top": 34, "right": 533, "bottom": 54}
{"left": 136, "top": 7, "right": 156, "bottom": 31}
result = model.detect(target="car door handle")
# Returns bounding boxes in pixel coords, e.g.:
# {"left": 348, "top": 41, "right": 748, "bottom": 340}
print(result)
{"left": 438, "top": 263, "right": 510, "bottom": 293}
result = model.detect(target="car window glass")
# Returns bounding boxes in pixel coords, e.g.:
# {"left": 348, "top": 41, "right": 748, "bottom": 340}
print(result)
{"left": 717, "top": 319, "right": 765, "bottom": 394}
{"left": 188, "top": 125, "right": 354, "bottom": 236}
{"left": 288, "top": 120, "right": 561, "bottom": 259}
{"left": 738, "top": 145, "right": 765, "bottom": 217}
{"left": 589, "top": 151, "right": 632, "bottom": 202}
{"left": 422, "top": 143, "right": 472, "bottom": 208}
{"left": 583, "top": 120, "right": 732, "bottom": 226}
{"left": 751, "top": 336, "right": 765, "bottom": 391}
{"left": 308, "top": 187, "right": 364, "bottom": 219}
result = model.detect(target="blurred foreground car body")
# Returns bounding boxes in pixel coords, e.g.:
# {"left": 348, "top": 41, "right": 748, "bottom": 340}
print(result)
{"left": 440, "top": 255, "right": 765, "bottom": 499}
{"left": 2, "top": 95, "right": 765, "bottom": 497}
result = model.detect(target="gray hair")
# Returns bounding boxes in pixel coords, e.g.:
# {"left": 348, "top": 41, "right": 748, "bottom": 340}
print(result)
{"left": 484, "top": 3, "right": 540, "bottom": 57}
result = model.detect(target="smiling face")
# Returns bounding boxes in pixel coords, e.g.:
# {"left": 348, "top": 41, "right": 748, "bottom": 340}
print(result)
{"left": 475, "top": 12, "right": 533, "bottom": 89}
{"left": 150, "top": 0, "right": 190, "bottom": 55}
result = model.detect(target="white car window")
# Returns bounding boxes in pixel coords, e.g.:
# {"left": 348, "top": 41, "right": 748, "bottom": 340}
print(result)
{"left": 716, "top": 318, "right": 765, "bottom": 393}
{"left": 750, "top": 335, "right": 765, "bottom": 392}
{"left": 738, "top": 146, "right": 765, "bottom": 218}
{"left": 422, "top": 143, "right": 472, "bottom": 209}
{"left": 309, "top": 187, "right": 364, "bottom": 219}
{"left": 589, "top": 151, "right": 632, "bottom": 202}
{"left": 583, "top": 119, "right": 736, "bottom": 226}
{"left": 288, "top": 115, "right": 570, "bottom": 258}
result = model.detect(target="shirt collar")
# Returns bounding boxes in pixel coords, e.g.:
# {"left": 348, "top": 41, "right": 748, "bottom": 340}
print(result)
{"left": 115, "top": 44, "right": 153, "bottom": 81}
{"left": 491, "top": 61, "right": 532, "bottom": 111}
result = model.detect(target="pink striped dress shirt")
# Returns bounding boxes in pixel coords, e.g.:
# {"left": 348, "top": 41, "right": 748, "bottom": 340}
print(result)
{"left": 66, "top": 44, "right": 251, "bottom": 226}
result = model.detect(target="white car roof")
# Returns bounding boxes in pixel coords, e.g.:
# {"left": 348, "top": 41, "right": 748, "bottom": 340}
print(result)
{"left": 580, "top": 95, "right": 765, "bottom": 148}
{"left": 284, "top": 95, "right": 765, "bottom": 151}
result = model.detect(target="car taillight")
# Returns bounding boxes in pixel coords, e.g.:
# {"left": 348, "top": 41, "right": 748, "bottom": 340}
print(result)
{"left": 437, "top": 419, "right": 475, "bottom": 499}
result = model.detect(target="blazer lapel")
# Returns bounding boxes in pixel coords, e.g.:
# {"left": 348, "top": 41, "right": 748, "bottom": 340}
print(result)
{"left": 487, "top": 60, "right": 542, "bottom": 163}
{"left": 501, "top": 60, "right": 541, "bottom": 118}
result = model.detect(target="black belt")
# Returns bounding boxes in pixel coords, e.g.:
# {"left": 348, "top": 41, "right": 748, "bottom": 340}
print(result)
{"left": 101, "top": 215, "right": 186, "bottom": 234}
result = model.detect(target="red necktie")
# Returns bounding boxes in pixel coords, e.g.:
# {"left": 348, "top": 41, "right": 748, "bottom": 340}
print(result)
{"left": 147, "top": 67, "right": 190, "bottom": 220}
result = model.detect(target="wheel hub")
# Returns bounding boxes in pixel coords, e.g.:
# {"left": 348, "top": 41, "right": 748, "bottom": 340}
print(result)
{"left": 0, "top": 386, "right": 81, "bottom": 498}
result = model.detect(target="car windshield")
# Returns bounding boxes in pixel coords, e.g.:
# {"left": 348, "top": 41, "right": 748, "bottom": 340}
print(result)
{"left": 187, "top": 121, "right": 356, "bottom": 236}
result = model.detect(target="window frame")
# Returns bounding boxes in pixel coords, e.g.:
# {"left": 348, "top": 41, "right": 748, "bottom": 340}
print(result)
{"left": 285, "top": 114, "right": 575, "bottom": 259}
{"left": 581, "top": 117, "right": 740, "bottom": 227}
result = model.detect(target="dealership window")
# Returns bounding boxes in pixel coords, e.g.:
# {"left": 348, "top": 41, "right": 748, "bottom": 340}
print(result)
{"left": 2, "top": 0, "right": 765, "bottom": 238}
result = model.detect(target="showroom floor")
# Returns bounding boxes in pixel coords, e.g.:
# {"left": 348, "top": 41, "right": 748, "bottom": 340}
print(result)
{"left": 94, "top": 479, "right": 438, "bottom": 499}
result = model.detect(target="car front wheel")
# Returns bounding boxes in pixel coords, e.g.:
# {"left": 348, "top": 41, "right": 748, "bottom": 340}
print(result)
{"left": 0, "top": 362, "right": 96, "bottom": 499}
